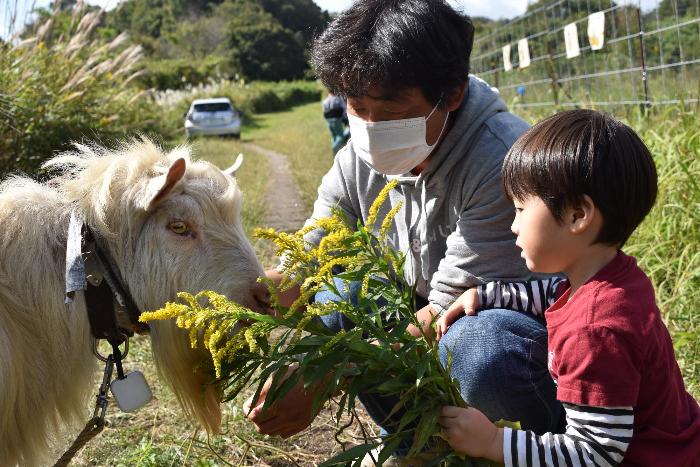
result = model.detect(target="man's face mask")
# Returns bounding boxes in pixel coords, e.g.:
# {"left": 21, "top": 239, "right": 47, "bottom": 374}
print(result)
{"left": 348, "top": 98, "right": 449, "bottom": 176}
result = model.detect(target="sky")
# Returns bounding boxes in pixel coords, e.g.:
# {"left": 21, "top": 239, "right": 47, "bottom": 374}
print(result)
{"left": 1, "top": 0, "right": 663, "bottom": 39}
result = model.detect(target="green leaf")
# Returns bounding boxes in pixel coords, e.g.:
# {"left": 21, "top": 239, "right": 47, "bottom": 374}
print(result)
{"left": 318, "top": 443, "right": 380, "bottom": 467}
{"left": 396, "top": 405, "right": 423, "bottom": 434}
{"left": 377, "top": 438, "right": 402, "bottom": 465}
{"left": 267, "top": 366, "right": 302, "bottom": 405}
{"left": 375, "top": 378, "right": 408, "bottom": 393}
{"left": 304, "top": 352, "right": 346, "bottom": 387}
{"left": 408, "top": 410, "right": 439, "bottom": 456}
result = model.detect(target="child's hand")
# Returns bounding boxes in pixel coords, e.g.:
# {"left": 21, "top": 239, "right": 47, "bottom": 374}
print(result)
{"left": 439, "top": 406, "right": 504, "bottom": 462}
{"left": 435, "top": 288, "right": 479, "bottom": 341}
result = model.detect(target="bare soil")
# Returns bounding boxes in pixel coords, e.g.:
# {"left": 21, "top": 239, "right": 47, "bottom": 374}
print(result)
{"left": 245, "top": 143, "right": 309, "bottom": 233}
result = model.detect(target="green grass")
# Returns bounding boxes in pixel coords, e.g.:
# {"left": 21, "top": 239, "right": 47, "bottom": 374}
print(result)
{"left": 76, "top": 334, "right": 368, "bottom": 466}
{"left": 626, "top": 108, "right": 700, "bottom": 398}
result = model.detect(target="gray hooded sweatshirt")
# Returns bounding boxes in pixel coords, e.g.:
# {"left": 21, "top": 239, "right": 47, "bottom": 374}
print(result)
{"left": 304, "top": 76, "right": 532, "bottom": 313}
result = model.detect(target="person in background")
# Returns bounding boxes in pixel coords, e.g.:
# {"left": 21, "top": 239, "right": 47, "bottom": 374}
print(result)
{"left": 322, "top": 91, "right": 350, "bottom": 155}
{"left": 437, "top": 110, "right": 700, "bottom": 466}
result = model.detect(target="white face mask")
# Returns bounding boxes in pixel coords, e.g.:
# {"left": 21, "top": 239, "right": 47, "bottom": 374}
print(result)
{"left": 348, "top": 99, "right": 449, "bottom": 176}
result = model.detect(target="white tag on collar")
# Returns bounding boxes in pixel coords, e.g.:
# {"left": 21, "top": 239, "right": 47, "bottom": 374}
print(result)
{"left": 110, "top": 371, "right": 153, "bottom": 412}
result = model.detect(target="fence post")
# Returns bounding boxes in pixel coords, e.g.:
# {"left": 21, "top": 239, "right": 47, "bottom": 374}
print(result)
{"left": 545, "top": 37, "right": 560, "bottom": 108}
{"left": 636, "top": 4, "right": 652, "bottom": 110}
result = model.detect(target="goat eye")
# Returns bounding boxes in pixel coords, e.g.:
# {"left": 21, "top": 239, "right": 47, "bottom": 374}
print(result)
{"left": 169, "top": 221, "right": 189, "bottom": 235}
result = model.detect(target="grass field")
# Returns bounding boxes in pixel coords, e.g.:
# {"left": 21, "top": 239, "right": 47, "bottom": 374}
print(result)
{"left": 74, "top": 101, "right": 698, "bottom": 465}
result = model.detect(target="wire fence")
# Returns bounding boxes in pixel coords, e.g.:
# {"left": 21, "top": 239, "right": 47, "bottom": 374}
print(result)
{"left": 471, "top": 0, "right": 700, "bottom": 110}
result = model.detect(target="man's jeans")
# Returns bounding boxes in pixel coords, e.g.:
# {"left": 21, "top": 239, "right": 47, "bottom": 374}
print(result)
{"left": 315, "top": 278, "right": 564, "bottom": 451}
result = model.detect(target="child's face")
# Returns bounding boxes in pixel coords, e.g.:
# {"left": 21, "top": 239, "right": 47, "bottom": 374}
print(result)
{"left": 511, "top": 195, "right": 572, "bottom": 273}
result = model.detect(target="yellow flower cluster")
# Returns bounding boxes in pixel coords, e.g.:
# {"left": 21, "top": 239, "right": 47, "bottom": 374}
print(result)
{"left": 365, "top": 181, "right": 397, "bottom": 230}
{"left": 254, "top": 179, "right": 401, "bottom": 312}
{"left": 140, "top": 291, "right": 272, "bottom": 378}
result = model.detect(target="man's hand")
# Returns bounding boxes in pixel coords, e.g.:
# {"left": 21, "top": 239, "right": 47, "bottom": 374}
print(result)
{"left": 439, "top": 406, "right": 504, "bottom": 462}
{"left": 251, "top": 279, "right": 274, "bottom": 315}
{"left": 435, "top": 288, "right": 479, "bottom": 341}
{"left": 265, "top": 269, "right": 302, "bottom": 310}
{"left": 406, "top": 303, "right": 440, "bottom": 340}
{"left": 243, "top": 366, "right": 325, "bottom": 438}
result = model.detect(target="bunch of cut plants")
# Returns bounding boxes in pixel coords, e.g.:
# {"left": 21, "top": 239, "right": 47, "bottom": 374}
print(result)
{"left": 141, "top": 181, "right": 504, "bottom": 466}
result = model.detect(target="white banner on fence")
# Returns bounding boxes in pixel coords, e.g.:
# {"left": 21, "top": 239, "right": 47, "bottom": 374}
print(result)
{"left": 503, "top": 44, "right": 513, "bottom": 71}
{"left": 518, "top": 38, "right": 531, "bottom": 68}
{"left": 587, "top": 11, "right": 606, "bottom": 50}
{"left": 564, "top": 22, "right": 580, "bottom": 58}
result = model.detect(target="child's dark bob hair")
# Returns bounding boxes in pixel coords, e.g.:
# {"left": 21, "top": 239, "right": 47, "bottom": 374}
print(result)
{"left": 502, "top": 109, "right": 657, "bottom": 247}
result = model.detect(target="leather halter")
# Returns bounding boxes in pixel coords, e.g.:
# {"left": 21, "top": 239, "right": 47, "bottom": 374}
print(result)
{"left": 81, "top": 225, "right": 149, "bottom": 345}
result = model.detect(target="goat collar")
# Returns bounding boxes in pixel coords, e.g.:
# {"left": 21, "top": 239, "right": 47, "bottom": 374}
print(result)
{"left": 65, "top": 213, "right": 149, "bottom": 345}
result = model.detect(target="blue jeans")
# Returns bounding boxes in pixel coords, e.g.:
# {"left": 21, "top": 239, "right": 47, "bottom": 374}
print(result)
{"left": 315, "top": 278, "right": 564, "bottom": 452}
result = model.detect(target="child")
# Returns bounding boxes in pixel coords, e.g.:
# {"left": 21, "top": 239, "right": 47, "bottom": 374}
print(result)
{"left": 436, "top": 110, "right": 700, "bottom": 466}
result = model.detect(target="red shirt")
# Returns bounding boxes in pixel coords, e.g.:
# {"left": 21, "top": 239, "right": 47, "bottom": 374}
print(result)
{"left": 545, "top": 251, "right": 700, "bottom": 466}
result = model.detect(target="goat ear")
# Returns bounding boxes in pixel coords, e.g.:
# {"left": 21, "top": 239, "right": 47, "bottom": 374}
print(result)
{"left": 224, "top": 153, "right": 243, "bottom": 177}
{"left": 148, "top": 158, "right": 186, "bottom": 211}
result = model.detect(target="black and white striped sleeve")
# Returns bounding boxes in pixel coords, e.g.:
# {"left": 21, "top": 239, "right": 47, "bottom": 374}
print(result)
{"left": 476, "top": 277, "right": 564, "bottom": 317}
{"left": 503, "top": 403, "right": 634, "bottom": 467}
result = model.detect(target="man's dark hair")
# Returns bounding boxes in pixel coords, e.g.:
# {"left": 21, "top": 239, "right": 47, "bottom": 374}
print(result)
{"left": 311, "top": 0, "right": 474, "bottom": 105}
{"left": 502, "top": 109, "right": 658, "bottom": 247}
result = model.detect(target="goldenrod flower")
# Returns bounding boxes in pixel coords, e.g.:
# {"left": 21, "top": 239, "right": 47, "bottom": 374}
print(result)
{"left": 380, "top": 201, "right": 403, "bottom": 240}
{"left": 366, "top": 180, "right": 398, "bottom": 229}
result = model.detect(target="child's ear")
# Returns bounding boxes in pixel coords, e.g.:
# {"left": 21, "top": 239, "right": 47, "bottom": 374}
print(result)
{"left": 569, "top": 194, "right": 596, "bottom": 234}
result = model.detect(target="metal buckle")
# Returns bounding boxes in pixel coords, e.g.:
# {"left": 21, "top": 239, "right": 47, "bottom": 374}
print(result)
{"left": 92, "top": 337, "right": 129, "bottom": 362}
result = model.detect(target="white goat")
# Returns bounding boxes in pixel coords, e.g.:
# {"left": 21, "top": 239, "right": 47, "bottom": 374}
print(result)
{"left": 0, "top": 139, "right": 264, "bottom": 466}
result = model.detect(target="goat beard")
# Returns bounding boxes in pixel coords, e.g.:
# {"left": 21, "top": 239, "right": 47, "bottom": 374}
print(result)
{"left": 149, "top": 320, "right": 222, "bottom": 433}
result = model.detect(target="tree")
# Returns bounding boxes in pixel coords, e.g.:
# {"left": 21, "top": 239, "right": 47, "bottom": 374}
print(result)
{"left": 159, "top": 14, "right": 230, "bottom": 59}
{"left": 258, "top": 0, "right": 330, "bottom": 46}
{"left": 132, "top": 0, "right": 181, "bottom": 38}
{"left": 656, "top": 0, "right": 697, "bottom": 18}
{"left": 222, "top": 1, "right": 307, "bottom": 81}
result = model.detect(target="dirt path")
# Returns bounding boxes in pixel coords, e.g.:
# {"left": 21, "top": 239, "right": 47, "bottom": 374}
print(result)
{"left": 245, "top": 143, "right": 308, "bottom": 233}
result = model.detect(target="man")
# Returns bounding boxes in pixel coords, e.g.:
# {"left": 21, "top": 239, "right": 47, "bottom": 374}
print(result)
{"left": 247, "top": 0, "right": 564, "bottom": 457}
{"left": 322, "top": 91, "right": 351, "bottom": 155}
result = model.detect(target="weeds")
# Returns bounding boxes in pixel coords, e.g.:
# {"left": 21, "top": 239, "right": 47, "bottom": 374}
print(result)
{"left": 0, "top": 3, "right": 157, "bottom": 175}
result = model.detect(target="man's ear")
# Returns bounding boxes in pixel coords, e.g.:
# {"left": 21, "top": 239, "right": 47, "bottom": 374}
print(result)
{"left": 446, "top": 82, "right": 467, "bottom": 112}
{"left": 147, "top": 158, "right": 186, "bottom": 211}
{"left": 569, "top": 194, "right": 596, "bottom": 234}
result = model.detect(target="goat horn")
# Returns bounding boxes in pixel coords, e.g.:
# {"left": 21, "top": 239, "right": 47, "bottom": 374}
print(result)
{"left": 224, "top": 153, "right": 244, "bottom": 177}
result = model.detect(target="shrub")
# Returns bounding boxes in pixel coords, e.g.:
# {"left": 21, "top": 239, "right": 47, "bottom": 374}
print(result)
{"left": 0, "top": 8, "right": 158, "bottom": 176}
{"left": 139, "top": 57, "right": 228, "bottom": 90}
